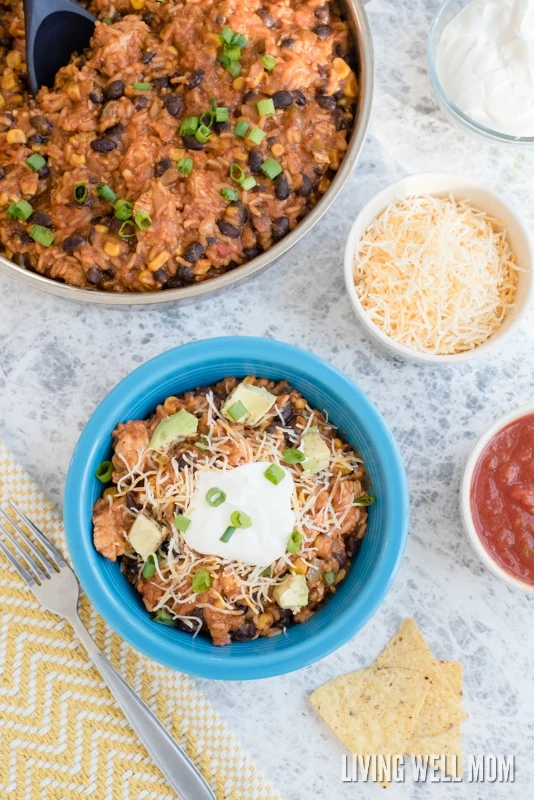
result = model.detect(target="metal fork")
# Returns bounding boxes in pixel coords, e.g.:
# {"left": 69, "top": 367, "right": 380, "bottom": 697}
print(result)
{"left": 0, "top": 502, "right": 215, "bottom": 800}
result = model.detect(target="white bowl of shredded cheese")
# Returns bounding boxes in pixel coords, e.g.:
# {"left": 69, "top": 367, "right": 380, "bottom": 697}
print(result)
{"left": 344, "top": 173, "right": 533, "bottom": 363}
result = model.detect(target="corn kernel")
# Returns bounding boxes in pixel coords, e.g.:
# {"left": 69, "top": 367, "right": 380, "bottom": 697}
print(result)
{"left": 294, "top": 398, "right": 306, "bottom": 410}
{"left": 138, "top": 268, "right": 156, "bottom": 288}
{"left": 0, "top": 192, "right": 8, "bottom": 207}
{"left": 94, "top": 224, "right": 109, "bottom": 234}
{"left": 5, "top": 247, "right": 12, "bottom": 259}
{"left": 287, "top": 128, "right": 300, "bottom": 144}
{"left": 234, "top": 151, "right": 248, "bottom": 162}
{"left": 6, "top": 128, "right": 26, "bottom": 144}
{"left": 65, "top": 82, "right": 81, "bottom": 101}
{"left": 333, "top": 57, "right": 351, "bottom": 80}
{"left": 10, "top": 94, "right": 23, "bottom": 106}
{"left": 163, "top": 396, "right": 179, "bottom": 414}
{"left": 256, "top": 612, "right": 274, "bottom": 631}
{"left": 6, "top": 51, "right": 21, "bottom": 69}
{"left": 70, "top": 153, "right": 86, "bottom": 166}
{"left": 292, "top": 558, "right": 308, "bottom": 575}
{"left": 104, "top": 241, "right": 121, "bottom": 257}
{"left": 169, "top": 147, "right": 185, "bottom": 162}
{"left": 166, "top": 46, "right": 178, "bottom": 55}
{"left": 328, "top": 149, "right": 340, "bottom": 170}
{"left": 270, "top": 143, "right": 284, "bottom": 157}
{"left": 0, "top": 95, "right": 4, "bottom": 109}
{"left": 1, "top": 71, "right": 18, "bottom": 92}
{"left": 130, "top": 0, "right": 145, "bottom": 9}
{"left": 122, "top": 169, "right": 134, "bottom": 181}
{"left": 232, "top": 77, "right": 245, "bottom": 91}
{"left": 344, "top": 71, "right": 358, "bottom": 98}
{"left": 193, "top": 259, "right": 211, "bottom": 276}
{"left": 334, "top": 438, "right": 344, "bottom": 449}
{"left": 103, "top": 487, "right": 118, "bottom": 499}
{"left": 148, "top": 250, "right": 170, "bottom": 272}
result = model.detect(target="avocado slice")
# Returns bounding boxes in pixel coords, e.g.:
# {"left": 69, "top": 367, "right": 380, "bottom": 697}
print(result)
{"left": 272, "top": 573, "right": 309, "bottom": 613}
{"left": 149, "top": 408, "right": 198, "bottom": 451}
{"left": 300, "top": 427, "right": 330, "bottom": 474}
{"left": 129, "top": 514, "right": 166, "bottom": 561}
{"left": 221, "top": 381, "right": 276, "bottom": 426}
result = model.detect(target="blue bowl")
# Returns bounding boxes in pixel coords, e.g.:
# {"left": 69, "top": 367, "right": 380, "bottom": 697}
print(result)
{"left": 64, "top": 337, "right": 409, "bottom": 680}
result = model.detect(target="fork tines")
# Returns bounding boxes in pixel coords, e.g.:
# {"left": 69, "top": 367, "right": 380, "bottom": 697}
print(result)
{"left": 0, "top": 501, "right": 66, "bottom": 586}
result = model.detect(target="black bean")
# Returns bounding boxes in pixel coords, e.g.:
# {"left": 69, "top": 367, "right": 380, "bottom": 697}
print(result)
{"left": 215, "top": 15, "right": 226, "bottom": 24}
{"left": 154, "top": 76, "right": 171, "bottom": 90}
{"left": 105, "top": 80, "right": 125, "bottom": 101}
{"left": 213, "top": 120, "right": 230, "bottom": 134}
{"left": 102, "top": 268, "right": 115, "bottom": 279}
{"left": 316, "top": 93, "right": 337, "bottom": 111}
{"left": 15, "top": 231, "right": 32, "bottom": 245}
{"left": 275, "top": 609, "right": 292, "bottom": 628}
{"left": 182, "top": 135, "right": 204, "bottom": 150}
{"left": 242, "top": 90, "right": 255, "bottom": 103}
{"left": 88, "top": 176, "right": 100, "bottom": 184}
{"left": 272, "top": 90, "right": 293, "bottom": 109}
{"left": 314, "top": 24, "right": 332, "bottom": 39}
{"left": 0, "top": 34, "right": 14, "bottom": 49}
{"left": 243, "top": 246, "right": 261, "bottom": 259}
{"left": 28, "top": 134, "right": 47, "bottom": 145}
{"left": 106, "top": 123, "right": 124, "bottom": 140}
{"left": 333, "top": 89, "right": 343, "bottom": 100}
{"left": 293, "top": 89, "right": 306, "bottom": 106}
{"left": 153, "top": 267, "right": 169, "bottom": 283}
{"left": 88, "top": 226, "right": 96, "bottom": 244}
{"left": 29, "top": 115, "right": 52, "bottom": 136}
{"left": 187, "top": 69, "right": 204, "bottom": 89}
{"left": 61, "top": 233, "right": 86, "bottom": 252}
{"left": 248, "top": 149, "right": 263, "bottom": 173}
{"left": 255, "top": 39, "right": 266, "bottom": 55}
{"left": 86, "top": 265, "right": 103, "bottom": 285}
{"left": 125, "top": 492, "right": 141, "bottom": 511}
{"left": 227, "top": 201, "right": 248, "bottom": 224}
{"left": 91, "top": 215, "right": 112, "bottom": 226}
{"left": 163, "top": 93, "right": 184, "bottom": 117}
{"left": 89, "top": 89, "right": 104, "bottom": 104}
{"left": 280, "top": 37, "right": 295, "bottom": 49}
{"left": 278, "top": 402, "right": 294, "bottom": 426}
{"left": 142, "top": 51, "right": 156, "bottom": 64}
{"left": 142, "top": 11, "right": 155, "bottom": 26}
{"left": 135, "top": 96, "right": 148, "bottom": 110}
{"left": 109, "top": 217, "right": 123, "bottom": 235}
{"left": 217, "top": 219, "right": 241, "bottom": 238}
{"left": 251, "top": 184, "right": 267, "bottom": 193}
{"left": 232, "top": 621, "right": 257, "bottom": 641}
{"left": 206, "top": 236, "right": 218, "bottom": 245}
{"left": 334, "top": 551, "right": 348, "bottom": 569}
{"left": 164, "top": 275, "right": 184, "bottom": 289}
{"left": 176, "top": 264, "right": 195, "bottom": 283}
{"left": 155, "top": 157, "right": 172, "bottom": 177}
{"left": 12, "top": 253, "right": 31, "bottom": 269}
{"left": 90, "top": 137, "right": 117, "bottom": 152}
{"left": 317, "top": 64, "right": 327, "bottom": 80}
{"left": 29, "top": 210, "right": 53, "bottom": 228}
{"left": 274, "top": 174, "right": 290, "bottom": 200}
{"left": 272, "top": 216, "right": 290, "bottom": 241}
{"left": 0, "top": 167, "right": 5, "bottom": 181}
{"left": 121, "top": 555, "right": 139, "bottom": 584}
{"left": 315, "top": 3, "right": 330, "bottom": 19}
{"left": 346, "top": 536, "right": 361, "bottom": 558}
{"left": 0, "top": 113, "right": 13, "bottom": 132}
{"left": 38, "top": 165, "right": 51, "bottom": 179}
{"left": 296, "top": 174, "right": 313, "bottom": 197}
{"left": 184, "top": 241, "right": 205, "bottom": 263}
{"left": 257, "top": 7, "right": 278, "bottom": 28}
{"left": 334, "top": 108, "right": 352, "bottom": 131}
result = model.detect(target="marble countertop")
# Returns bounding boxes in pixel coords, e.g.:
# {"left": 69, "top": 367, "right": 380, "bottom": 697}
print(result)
{"left": 1, "top": 0, "right": 533, "bottom": 797}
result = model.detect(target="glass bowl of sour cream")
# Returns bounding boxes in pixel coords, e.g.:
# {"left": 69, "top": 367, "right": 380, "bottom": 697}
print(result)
{"left": 428, "top": 0, "right": 534, "bottom": 145}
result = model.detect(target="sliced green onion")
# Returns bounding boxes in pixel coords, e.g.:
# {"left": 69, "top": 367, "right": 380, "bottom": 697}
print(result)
{"left": 192, "top": 567, "right": 211, "bottom": 593}
{"left": 217, "top": 54, "right": 231, "bottom": 68}
{"left": 230, "top": 510, "right": 252, "bottom": 528}
{"left": 257, "top": 98, "right": 275, "bottom": 116}
{"left": 210, "top": 97, "right": 218, "bottom": 111}
{"left": 229, "top": 162, "right": 245, "bottom": 184}
{"left": 97, "top": 182, "right": 116, "bottom": 203}
{"left": 226, "top": 61, "right": 242, "bottom": 78}
{"left": 95, "top": 460, "right": 113, "bottom": 482}
{"left": 142, "top": 555, "right": 156, "bottom": 579}
{"left": 354, "top": 494, "right": 376, "bottom": 507}
{"left": 240, "top": 176, "right": 257, "bottom": 191}
{"left": 323, "top": 571, "right": 335, "bottom": 586}
{"left": 6, "top": 199, "right": 33, "bottom": 221}
{"left": 221, "top": 187, "right": 239, "bottom": 202}
{"left": 282, "top": 448, "right": 305, "bottom": 464}
{"left": 180, "top": 116, "right": 199, "bottom": 136}
{"left": 220, "top": 26, "right": 234, "bottom": 44}
{"left": 246, "top": 126, "right": 265, "bottom": 145}
{"left": 206, "top": 487, "right": 226, "bottom": 507}
{"left": 134, "top": 209, "right": 152, "bottom": 230}
{"left": 74, "top": 182, "right": 88, "bottom": 204}
{"left": 29, "top": 224, "right": 55, "bottom": 247}
{"left": 176, "top": 157, "right": 193, "bottom": 175}
{"left": 264, "top": 463, "right": 286, "bottom": 485}
{"left": 174, "top": 514, "right": 191, "bottom": 532}
{"left": 234, "top": 119, "right": 250, "bottom": 137}
{"left": 260, "top": 566, "right": 271, "bottom": 577}
{"left": 260, "top": 157, "right": 283, "bottom": 179}
{"left": 118, "top": 220, "right": 136, "bottom": 238}
{"left": 195, "top": 435, "right": 210, "bottom": 451}
{"left": 200, "top": 109, "right": 216, "bottom": 128}
{"left": 261, "top": 54, "right": 277, "bottom": 71}
{"left": 153, "top": 608, "right": 176, "bottom": 626}
{"left": 133, "top": 82, "right": 152, "bottom": 91}
{"left": 287, "top": 530, "right": 302, "bottom": 553}
{"left": 220, "top": 525, "right": 237, "bottom": 543}
{"left": 227, "top": 399, "right": 247, "bottom": 421}
{"left": 231, "top": 32, "right": 248, "bottom": 49}
{"left": 114, "top": 198, "right": 133, "bottom": 220}
{"left": 25, "top": 153, "right": 46, "bottom": 172}
{"left": 195, "top": 124, "right": 211, "bottom": 143}
{"left": 102, "top": 17, "right": 113, "bottom": 25}
{"left": 223, "top": 44, "right": 241, "bottom": 62}
{"left": 216, "top": 106, "right": 229, "bottom": 122}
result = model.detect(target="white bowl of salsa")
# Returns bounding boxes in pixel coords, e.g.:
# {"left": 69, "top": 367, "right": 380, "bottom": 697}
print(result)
{"left": 461, "top": 404, "right": 534, "bottom": 594}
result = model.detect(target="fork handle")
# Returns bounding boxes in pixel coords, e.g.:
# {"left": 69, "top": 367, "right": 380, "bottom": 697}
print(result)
{"left": 69, "top": 615, "right": 216, "bottom": 800}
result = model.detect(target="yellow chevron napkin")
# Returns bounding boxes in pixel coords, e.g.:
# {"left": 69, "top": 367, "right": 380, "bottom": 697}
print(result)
{"left": 0, "top": 442, "right": 282, "bottom": 800}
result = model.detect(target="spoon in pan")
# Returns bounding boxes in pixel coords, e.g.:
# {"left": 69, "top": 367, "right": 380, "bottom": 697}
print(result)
{"left": 23, "top": 0, "right": 96, "bottom": 94}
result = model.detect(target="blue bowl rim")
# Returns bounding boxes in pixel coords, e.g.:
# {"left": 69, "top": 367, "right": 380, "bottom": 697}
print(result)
{"left": 64, "top": 337, "right": 409, "bottom": 680}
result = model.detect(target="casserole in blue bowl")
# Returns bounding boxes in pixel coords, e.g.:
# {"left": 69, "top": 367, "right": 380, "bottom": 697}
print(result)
{"left": 64, "top": 337, "right": 408, "bottom": 679}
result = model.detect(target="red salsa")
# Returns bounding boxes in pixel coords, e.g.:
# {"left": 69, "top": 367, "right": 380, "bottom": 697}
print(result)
{"left": 471, "top": 414, "right": 534, "bottom": 585}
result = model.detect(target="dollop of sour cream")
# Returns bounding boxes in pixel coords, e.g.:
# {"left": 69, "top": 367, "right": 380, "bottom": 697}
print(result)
{"left": 183, "top": 462, "right": 295, "bottom": 566}
{"left": 436, "top": 0, "right": 534, "bottom": 137}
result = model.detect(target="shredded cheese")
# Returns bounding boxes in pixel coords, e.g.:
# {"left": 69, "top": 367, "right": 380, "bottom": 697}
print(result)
{"left": 353, "top": 194, "right": 520, "bottom": 355}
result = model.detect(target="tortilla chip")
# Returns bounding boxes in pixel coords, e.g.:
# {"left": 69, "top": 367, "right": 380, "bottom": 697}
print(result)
{"left": 375, "top": 619, "right": 467, "bottom": 736}
{"left": 311, "top": 666, "right": 432, "bottom": 785}
{"left": 406, "top": 660, "right": 464, "bottom": 778}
